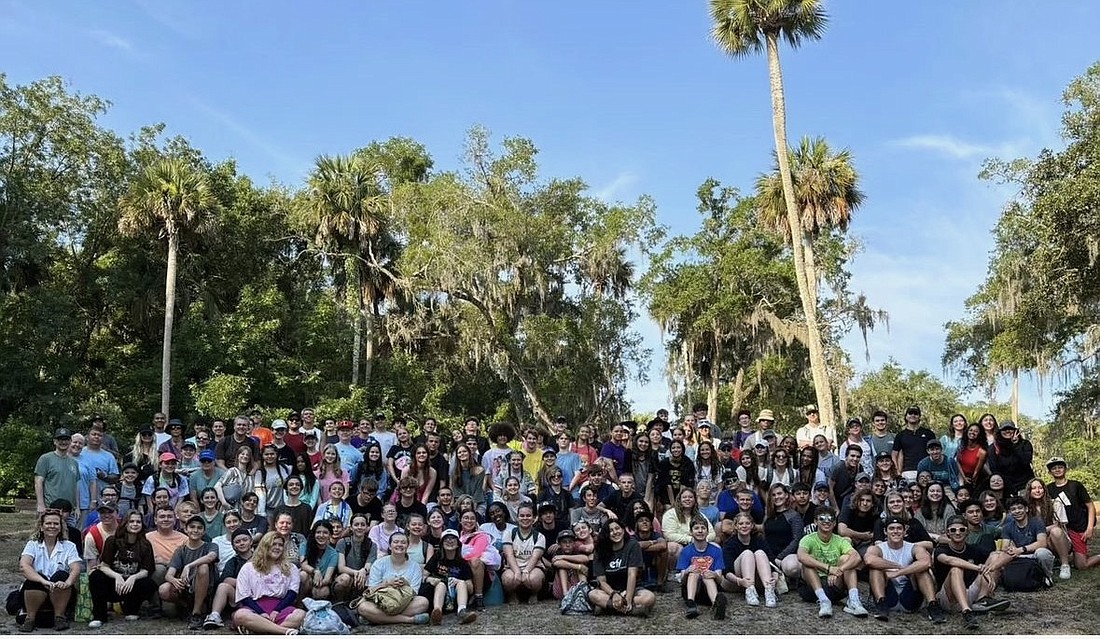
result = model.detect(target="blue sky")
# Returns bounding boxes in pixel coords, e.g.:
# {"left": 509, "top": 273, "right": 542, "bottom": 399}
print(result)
{"left": 3, "top": 0, "right": 1096, "bottom": 422}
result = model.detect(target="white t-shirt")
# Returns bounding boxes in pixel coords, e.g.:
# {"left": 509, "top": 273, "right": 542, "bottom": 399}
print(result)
{"left": 21, "top": 539, "right": 80, "bottom": 575}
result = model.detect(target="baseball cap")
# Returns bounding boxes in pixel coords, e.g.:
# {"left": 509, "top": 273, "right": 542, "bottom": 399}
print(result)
{"left": 999, "top": 420, "right": 1018, "bottom": 432}
{"left": 121, "top": 462, "right": 139, "bottom": 473}
{"left": 271, "top": 419, "right": 288, "bottom": 431}
{"left": 813, "top": 481, "right": 829, "bottom": 491}
{"left": 718, "top": 441, "right": 734, "bottom": 453}
{"left": 1046, "top": 456, "right": 1067, "bottom": 470}
{"left": 304, "top": 431, "right": 319, "bottom": 440}
{"left": 554, "top": 415, "right": 568, "bottom": 423}
{"left": 373, "top": 412, "right": 386, "bottom": 420}
{"left": 882, "top": 515, "right": 906, "bottom": 528}
{"left": 557, "top": 529, "right": 577, "bottom": 542}
{"left": 846, "top": 417, "right": 863, "bottom": 427}
{"left": 185, "top": 515, "right": 207, "bottom": 528}
{"left": 139, "top": 425, "right": 154, "bottom": 435}
{"left": 905, "top": 406, "right": 921, "bottom": 416}
{"left": 762, "top": 429, "right": 777, "bottom": 439}
{"left": 232, "top": 529, "right": 254, "bottom": 542}
{"left": 53, "top": 427, "right": 72, "bottom": 439}
{"left": 96, "top": 502, "right": 118, "bottom": 513}
{"left": 542, "top": 448, "right": 557, "bottom": 457}
{"left": 337, "top": 420, "right": 354, "bottom": 430}
{"left": 926, "top": 439, "right": 943, "bottom": 450}
{"left": 181, "top": 440, "right": 197, "bottom": 450}
{"left": 875, "top": 451, "right": 892, "bottom": 460}
{"left": 159, "top": 452, "right": 178, "bottom": 463}
{"left": 199, "top": 450, "right": 216, "bottom": 462}
{"left": 805, "top": 404, "right": 819, "bottom": 414}
{"left": 855, "top": 472, "right": 871, "bottom": 483}
{"left": 441, "top": 529, "right": 460, "bottom": 540}
{"left": 167, "top": 418, "right": 185, "bottom": 427}
{"left": 537, "top": 501, "right": 557, "bottom": 514}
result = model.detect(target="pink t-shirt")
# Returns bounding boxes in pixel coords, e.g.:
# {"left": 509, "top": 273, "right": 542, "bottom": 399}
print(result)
{"left": 234, "top": 562, "right": 301, "bottom": 602}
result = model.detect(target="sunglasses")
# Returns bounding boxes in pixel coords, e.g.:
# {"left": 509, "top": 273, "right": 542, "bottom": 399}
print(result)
{"left": 947, "top": 527, "right": 967, "bottom": 534}
{"left": 816, "top": 515, "right": 835, "bottom": 523}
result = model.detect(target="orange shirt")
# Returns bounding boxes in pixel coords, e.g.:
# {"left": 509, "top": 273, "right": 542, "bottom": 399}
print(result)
{"left": 251, "top": 427, "right": 274, "bottom": 448}
{"left": 146, "top": 530, "right": 187, "bottom": 564}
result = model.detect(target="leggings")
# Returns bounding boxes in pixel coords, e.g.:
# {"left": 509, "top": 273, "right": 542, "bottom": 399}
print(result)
{"left": 88, "top": 569, "right": 157, "bottom": 621}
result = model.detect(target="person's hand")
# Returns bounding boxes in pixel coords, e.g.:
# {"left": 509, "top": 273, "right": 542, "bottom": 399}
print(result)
{"left": 180, "top": 567, "right": 190, "bottom": 584}
{"left": 53, "top": 580, "right": 70, "bottom": 591}
{"left": 36, "top": 504, "right": 46, "bottom": 516}
{"left": 354, "top": 570, "right": 366, "bottom": 589}
{"left": 114, "top": 576, "right": 126, "bottom": 595}
{"left": 1084, "top": 527, "right": 1094, "bottom": 542}
{"left": 120, "top": 575, "right": 135, "bottom": 595}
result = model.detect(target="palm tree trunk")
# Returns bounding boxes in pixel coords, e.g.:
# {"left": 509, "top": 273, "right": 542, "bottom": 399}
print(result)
{"left": 363, "top": 309, "right": 375, "bottom": 386}
{"left": 803, "top": 237, "right": 820, "bottom": 311}
{"left": 1011, "top": 368, "right": 1019, "bottom": 424}
{"left": 161, "top": 231, "right": 179, "bottom": 415}
{"left": 765, "top": 32, "right": 837, "bottom": 435}
{"left": 349, "top": 258, "right": 362, "bottom": 386}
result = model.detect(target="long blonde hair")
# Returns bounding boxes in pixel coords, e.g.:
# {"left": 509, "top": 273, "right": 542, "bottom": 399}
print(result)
{"left": 252, "top": 531, "right": 292, "bottom": 576}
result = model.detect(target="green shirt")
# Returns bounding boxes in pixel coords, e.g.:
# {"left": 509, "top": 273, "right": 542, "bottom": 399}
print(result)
{"left": 798, "top": 532, "right": 853, "bottom": 575}
{"left": 35, "top": 451, "right": 79, "bottom": 508}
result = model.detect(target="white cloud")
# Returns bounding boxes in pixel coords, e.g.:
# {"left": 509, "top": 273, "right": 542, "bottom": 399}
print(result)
{"left": 890, "top": 134, "right": 1024, "bottom": 161}
{"left": 88, "top": 29, "right": 132, "bottom": 52}
{"left": 593, "top": 171, "right": 638, "bottom": 201}
{"left": 185, "top": 96, "right": 307, "bottom": 177}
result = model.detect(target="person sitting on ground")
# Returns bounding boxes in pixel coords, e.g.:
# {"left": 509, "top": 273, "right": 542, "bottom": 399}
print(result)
{"left": 355, "top": 530, "right": 432, "bottom": 625}
{"left": 88, "top": 510, "right": 157, "bottom": 629}
{"left": 933, "top": 515, "right": 1011, "bottom": 630}
{"left": 82, "top": 502, "right": 120, "bottom": 570}
{"left": 334, "top": 513, "right": 376, "bottom": 602}
{"left": 159, "top": 515, "right": 217, "bottom": 630}
{"left": 662, "top": 487, "right": 716, "bottom": 572}
{"left": 864, "top": 515, "right": 945, "bottom": 624}
{"left": 423, "top": 529, "right": 478, "bottom": 625}
{"left": 1001, "top": 495, "right": 1056, "bottom": 581}
{"left": 18, "top": 509, "right": 82, "bottom": 632}
{"left": 675, "top": 515, "right": 728, "bottom": 620}
{"left": 761, "top": 483, "right": 803, "bottom": 592}
{"left": 837, "top": 488, "right": 877, "bottom": 557}
{"left": 146, "top": 505, "right": 186, "bottom": 595}
{"left": 202, "top": 528, "right": 254, "bottom": 630}
{"left": 298, "top": 520, "right": 338, "bottom": 600}
{"left": 232, "top": 531, "right": 305, "bottom": 635}
{"left": 588, "top": 519, "right": 656, "bottom": 617}
{"left": 501, "top": 504, "right": 547, "bottom": 604}
{"left": 796, "top": 507, "right": 868, "bottom": 618}
{"left": 873, "top": 490, "right": 933, "bottom": 550}
{"left": 631, "top": 507, "right": 668, "bottom": 591}
{"left": 549, "top": 528, "right": 589, "bottom": 599}
{"left": 721, "top": 512, "right": 779, "bottom": 608}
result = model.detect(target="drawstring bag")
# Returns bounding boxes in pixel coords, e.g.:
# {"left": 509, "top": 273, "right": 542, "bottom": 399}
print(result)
{"left": 560, "top": 581, "right": 592, "bottom": 615}
{"left": 300, "top": 597, "right": 350, "bottom": 634}
{"left": 73, "top": 572, "right": 93, "bottom": 623}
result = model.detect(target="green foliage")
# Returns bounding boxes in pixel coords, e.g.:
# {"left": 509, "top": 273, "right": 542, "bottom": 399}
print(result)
{"left": 847, "top": 360, "right": 962, "bottom": 431}
{"left": 191, "top": 373, "right": 252, "bottom": 420}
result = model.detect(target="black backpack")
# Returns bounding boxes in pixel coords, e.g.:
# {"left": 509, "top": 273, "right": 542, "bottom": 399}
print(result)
{"left": 1001, "top": 558, "right": 1049, "bottom": 592}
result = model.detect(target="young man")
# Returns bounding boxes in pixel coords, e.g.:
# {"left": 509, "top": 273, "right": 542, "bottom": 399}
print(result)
{"left": 369, "top": 413, "right": 398, "bottom": 458}
{"left": 146, "top": 506, "right": 188, "bottom": 592}
{"left": 933, "top": 515, "right": 1011, "bottom": 630}
{"left": 151, "top": 412, "right": 171, "bottom": 448}
{"left": 159, "top": 515, "right": 218, "bottom": 630}
{"left": 731, "top": 410, "right": 755, "bottom": 450}
{"left": 917, "top": 439, "right": 960, "bottom": 495}
{"left": 891, "top": 406, "right": 936, "bottom": 481}
{"left": 675, "top": 516, "right": 728, "bottom": 620}
{"left": 83, "top": 502, "right": 121, "bottom": 570}
{"left": 283, "top": 411, "right": 306, "bottom": 454}
{"left": 632, "top": 509, "right": 668, "bottom": 591}
{"left": 34, "top": 427, "right": 80, "bottom": 518}
{"left": 603, "top": 473, "right": 645, "bottom": 524}
{"left": 248, "top": 410, "right": 273, "bottom": 448}
{"left": 334, "top": 421, "right": 365, "bottom": 478}
{"left": 864, "top": 515, "right": 945, "bottom": 623}
{"left": 188, "top": 450, "right": 226, "bottom": 503}
{"left": 298, "top": 407, "right": 322, "bottom": 443}
{"left": 692, "top": 402, "right": 722, "bottom": 442}
{"left": 797, "top": 507, "right": 867, "bottom": 618}
{"left": 867, "top": 410, "right": 895, "bottom": 459}
{"left": 214, "top": 416, "right": 260, "bottom": 471}
{"left": 599, "top": 422, "right": 632, "bottom": 481}
{"left": 269, "top": 420, "right": 296, "bottom": 469}
{"left": 838, "top": 418, "right": 873, "bottom": 475}
{"left": 1001, "top": 496, "right": 1055, "bottom": 580}
{"left": 519, "top": 428, "right": 546, "bottom": 480}
{"left": 796, "top": 405, "right": 828, "bottom": 449}
{"left": 828, "top": 444, "right": 864, "bottom": 511}
{"left": 1045, "top": 456, "right": 1100, "bottom": 575}
{"left": 203, "top": 528, "right": 254, "bottom": 630}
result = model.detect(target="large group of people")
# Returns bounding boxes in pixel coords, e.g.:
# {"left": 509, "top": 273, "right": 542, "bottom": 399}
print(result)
{"left": 17, "top": 403, "right": 1098, "bottom": 632}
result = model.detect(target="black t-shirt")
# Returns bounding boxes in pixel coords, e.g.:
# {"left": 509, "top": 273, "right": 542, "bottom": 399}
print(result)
{"left": 839, "top": 507, "right": 877, "bottom": 535}
{"left": 350, "top": 496, "right": 383, "bottom": 524}
{"left": 273, "top": 501, "right": 314, "bottom": 536}
{"left": 394, "top": 500, "right": 428, "bottom": 528}
{"left": 603, "top": 489, "right": 645, "bottom": 524}
{"left": 892, "top": 428, "right": 936, "bottom": 472}
{"left": 592, "top": 539, "right": 643, "bottom": 590}
{"left": 830, "top": 463, "right": 860, "bottom": 502}
{"left": 762, "top": 511, "right": 801, "bottom": 560}
{"left": 721, "top": 534, "right": 767, "bottom": 573}
{"left": 386, "top": 444, "right": 414, "bottom": 475}
{"left": 1048, "top": 480, "right": 1092, "bottom": 532}
{"left": 426, "top": 552, "right": 474, "bottom": 581}
{"left": 933, "top": 542, "right": 990, "bottom": 586}
{"left": 220, "top": 554, "right": 251, "bottom": 583}
{"left": 537, "top": 519, "right": 569, "bottom": 549}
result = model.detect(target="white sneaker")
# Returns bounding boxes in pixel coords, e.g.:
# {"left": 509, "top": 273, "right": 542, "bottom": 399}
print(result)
{"left": 745, "top": 587, "right": 760, "bottom": 606}
{"left": 844, "top": 600, "right": 869, "bottom": 617}
{"left": 1060, "top": 564, "right": 1071, "bottom": 580}
{"left": 124, "top": 615, "right": 139, "bottom": 621}
{"left": 88, "top": 620, "right": 103, "bottom": 629}
{"left": 819, "top": 600, "right": 833, "bottom": 618}
{"left": 203, "top": 611, "right": 224, "bottom": 630}
{"left": 764, "top": 587, "right": 778, "bottom": 608}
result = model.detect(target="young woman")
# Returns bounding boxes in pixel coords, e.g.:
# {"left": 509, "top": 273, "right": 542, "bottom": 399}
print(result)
{"left": 369, "top": 503, "right": 404, "bottom": 558}
{"left": 292, "top": 452, "right": 320, "bottom": 508}
{"left": 498, "top": 475, "right": 533, "bottom": 523}
{"left": 231, "top": 532, "right": 305, "bottom": 635}
{"left": 765, "top": 448, "right": 796, "bottom": 489}
{"left": 142, "top": 487, "right": 171, "bottom": 530}
{"left": 214, "top": 446, "right": 256, "bottom": 511}
{"left": 1024, "top": 478, "right": 1072, "bottom": 574}
{"left": 355, "top": 531, "right": 432, "bottom": 625}
{"left": 237, "top": 492, "right": 270, "bottom": 540}
{"left": 570, "top": 485, "right": 612, "bottom": 535}
{"left": 449, "top": 444, "right": 486, "bottom": 514}
{"left": 735, "top": 446, "right": 765, "bottom": 497}
{"left": 400, "top": 445, "right": 437, "bottom": 503}
{"left": 978, "top": 490, "right": 1006, "bottom": 529}
{"left": 197, "top": 487, "right": 225, "bottom": 541}
{"left": 761, "top": 483, "right": 803, "bottom": 586}
{"left": 124, "top": 430, "right": 158, "bottom": 486}
{"left": 458, "top": 510, "right": 496, "bottom": 610}
{"left": 501, "top": 504, "right": 547, "bottom": 604}
{"left": 404, "top": 514, "right": 434, "bottom": 567}
{"left": 956, "top": 423, "right": 988, "bottom": 488}
{"left": 572, "top": 424, "right": 601, "bottom": 469}
{"left": 423, "top": 530, "right": 478, "bottom": 624}
{"left": 778, "top": 436, "right": 799, "bottom": 460}
{"left": 213, "top": 510, "right": 244, "bottom": 572}
{"left": 694, "top": 441, "right": 720, "bottom": 485}
{"left": 479, "top": 502, "right": 516, "bottom": 549}
{"left": 871, "top": 451, "right": 903, "bottom": 490}
{"left": 721, "top": 512, "right": 777, "bottom": 608}
{"left": 914, "top": 481, "right": 956, "bottom": 543}
{"left": 357, "top": 442, "right": 389, "bottom": 501}
{"left": 978, "top": 413, "right": 999, "bottom": 446}
{"left": 631, "top": 432, "right": 657, "bottom": 508}
{"left": 661, "top": 487, "right": 716, "bottom": 570}
{"left": 536, "top": 466, "right": 574, "bottom": 519}
{"left": 941, "top": 414, "right": 968, "bottom": 460}
{"left": 87, "top": 511, "right": 156, "bottom": 628}
{"left": 985, "top": 474, "right": 1007, "bottom": 503}
{"left": 299, "top": 520, "right": 338, "bottom": 600}
{"left": 796, "top": 446, "right": 825, "bottom": 488}
{"left": 587, "top": 519, "right": 656, "bottom": 616}
{"left": 316, "top": 445, "right": 347, "bottom": 504}
{"left": 313, "top": 481, "right": 352, "bottom": 528}
{"left": 657, "top": 440, "right": 696, "bottom": 511}
{"left": 681, "top": 422, "right": 698, "bottom": 462}
{"left": 334, "top": 513, "right": 376, "bottom": 602}
{"left": 425, "top": 508, "right": 446, "bottom": 551}
{"left": 493, "top": 450, "right": 535, "bottom": 502}
{"left": 142, "top": 453, "right": 188, "bottom": 511}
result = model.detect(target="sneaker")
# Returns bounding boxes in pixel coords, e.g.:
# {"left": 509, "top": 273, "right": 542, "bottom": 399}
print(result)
{"left": 413, "top": 613, "right": 430, "bottom": 625}
{"left": 971, "top": 596, "right": 1011, "bottom": 613}
{"left": 204, "top": 612, "right": 224, "bottom": 630}
{"left": 818, "top": 600, "right": 834, "bottom": 618}
{"left": 187, "top": 613, "right": 204, "bottom": 631}
{"left": 843, "top": 600, "right": 869, "bottom": 618}
{"left": 764, "top": 587, "right": 778, "bottom": 608}
{"left": 124, "top": 615, "right": 140, "bottom": 622}
{"left": 963, "top": 609, "right": 980, "bottom": 629}
{"left": 473, "top": 594, "right": 485, "bottom": 610}
{"left": 744, "top": 587, "right": 760, "bottom": 607}
{"left": 88, "top": 620, "right": 104, "bottom": 629}
{"left": 1060, "top": 564, "right": 1071, "bottom": 580}
{"left": 685, "top": 602, "right": 700, "bottom": 619}
{"left": 54, "top": 616, "right": 70, "bottom": 631}
{"left": 19, "top": 617, "right": 35, "bottom": 633}
{"left": 430, "top": 608, "right": 443, "bottom": 625}
{"left": 926, "top": 601, "right": 946, "bottom": 624}
{"left": 873, "top": 599, "right": 890, "bottom": 621}
{"left": 713, "top": 593, "right": 728, "bottom": 620}
{"left": 458, "top": 608, "right": 477, "bottom": 625}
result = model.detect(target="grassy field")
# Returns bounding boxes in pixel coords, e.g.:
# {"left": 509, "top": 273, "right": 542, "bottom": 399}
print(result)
{"left": 2, "top": 509, "right": 1097, "bottom": 635}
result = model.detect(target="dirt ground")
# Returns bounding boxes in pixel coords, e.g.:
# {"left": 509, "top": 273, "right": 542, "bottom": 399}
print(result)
{"left": 2, "top": 509, "right": 1097, "bottom": 635}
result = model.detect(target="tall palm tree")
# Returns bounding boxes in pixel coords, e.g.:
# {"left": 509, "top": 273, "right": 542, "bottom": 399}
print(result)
{"left": 709, "top": 0, "right": 837, "bottom": 434}
{"left": 298, "top": 153, "right": 392, "bottom": 386}
{"left": 118, "top": 157, "right": 218, "bottom": 415}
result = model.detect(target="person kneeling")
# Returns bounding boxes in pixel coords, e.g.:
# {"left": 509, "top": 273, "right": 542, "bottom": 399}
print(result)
{"left": 865, "top": 516, "right": 945, "bottom": 624}
{"left": 232, "top": 532, "right": 305, "bottom": 635}
{"left": 796, "top": 508, "right": 867, "bottom": 618}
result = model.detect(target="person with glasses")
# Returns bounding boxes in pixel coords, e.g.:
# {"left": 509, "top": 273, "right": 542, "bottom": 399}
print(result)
{"left": 865, "top": 515, "right": 945, "bottom": 623}
{"left": 933, "top": 515, "right": 1011, "bottom": 629}
{"left": 797, "top": 507, "right": 868, "bottom": 618}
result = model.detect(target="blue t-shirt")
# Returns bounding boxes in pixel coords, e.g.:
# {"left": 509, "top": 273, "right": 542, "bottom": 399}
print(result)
{"left": 1002, "top": 516, "right": 1047, "bottom": 549}
{"left": 299, "top": 543, "right": 339, "bottom": 575}
{"left": 675, "top": 541, "right": 725, "bottom": 573}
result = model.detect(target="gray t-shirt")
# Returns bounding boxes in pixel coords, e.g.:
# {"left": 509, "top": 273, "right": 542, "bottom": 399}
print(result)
{"left": 169, "top": 541, "right": 217, "bottom": 573}
{"left": 34, "top": 452, "right": 79, "bottom": 507}
{"left": 869, "top": 434, "right": 895, "bottom": 458}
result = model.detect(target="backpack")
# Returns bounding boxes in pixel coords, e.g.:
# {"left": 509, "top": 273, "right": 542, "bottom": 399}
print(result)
{"left": 559, "top": 580, "right": 592, "bottom": 615}
{"left": 300, "top": 597, "right": 350, "bottom": 634}
{"left": 1001, "top": 558, "right": 1049, "bottom": 592}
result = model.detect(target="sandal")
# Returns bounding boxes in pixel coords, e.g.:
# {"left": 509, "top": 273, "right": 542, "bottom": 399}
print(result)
{"left": 284, "top": 630, "right": 298, "bottom": 636}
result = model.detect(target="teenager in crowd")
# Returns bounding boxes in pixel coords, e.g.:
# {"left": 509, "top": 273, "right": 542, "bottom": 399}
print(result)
{"left": 202, "top": 528, "right": 254, "bottom": 630}
{"left": 797, "top": 507, "right": 867, "bottom": 618}
{"left": 500, "top": 504, "right": 546, "bottom": 604}
{"left": 355, "top": 531, "right": 432, "bottom": 625}
{"left": 292, "top": 452, "right": 320, "bottom": 508}
{"left": 423, "top": 529, "right": 478, "bottom": 624}
{"left": 1024, "top": 476, "right": 1072, "bottom": 578}
{"left": 676, "top": 516, "right": 727, "bottom": 620}
{"left": 932, "top": 515, "right": 1010, "bottom": 630}
{"left": 864, "top": 516, "right": 945, "bottom": 624}
{"left": 915, "top": 481, "right": 956, "bottom": 544}
{"left": 299, "top": 520, "right": 338, "bottom": 600}
{"left": 214, "top": 446, "right": 255, "bottom": 511}
{"left": 1046, "top": 457, "right": 1100, "bottom": 575}
{"left": 761, "top": 483, "right": 803, "bottom": 588}
{"left": 18, "top": 510, "right": 81, "bottom": 632}
{"left": 313, "top": 480, "right": 352, "bottom": 528}
{"left": 159, "top": 515, "right": 217, "bottom": 630}
{"left": 232, "top": 532, "right": 305, "bottom": 635}
{"left": 587, "top": 519, "right": 655, "bottom": 616}
{"left": 657, "top": 440, "right": 696, "bottom": 515}
{"left": 957, "top": 423, "right": 987, "bottom": 488}
{"left": 722, "top": 512, "right": 778, "bottom": 607}
{"left": 88, "top": 510, "right": 156, "bottom": 629}
{"left": 334, "top": 513, "right": 376, "bottom": 602}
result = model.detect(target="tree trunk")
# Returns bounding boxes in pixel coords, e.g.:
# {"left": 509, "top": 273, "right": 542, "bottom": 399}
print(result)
{"left": 161, "top": 231, "right": 179, "bottom": 416}
{"left": 803, "top": 237, "right": 820, "bottom": 311}
{"left": 765, "top": 32, "right": 837, "bottom": 437}
{"left": 349, "top": 259, "right": 362, "bottom": 386}
{"left": 707, "top": 334, "right": 721, "bottom": 423}
{"left": 363, "top": 309, "right": 375, "bottom": 387}
{"left": 1011, "top": 368, "right": 1019, "bottom": 424}
{"left": 729, "top": 367, "right": 746, "bottom": 419}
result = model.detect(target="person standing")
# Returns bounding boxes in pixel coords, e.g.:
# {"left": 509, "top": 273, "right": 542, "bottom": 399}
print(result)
{"left": 797, "top": 406, "right": 828, "bottom": 449}
{"left": 867, "top": 411, "right": 895, "bottom": 460}
{"left": 986, "top": 421, "right": 1034, "bottom": 495}
{"left": 34, "top": 428, "right": 80, "bottom": 519}
{"left": 891, "top": 407, "right": 936, "bottom": 482}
